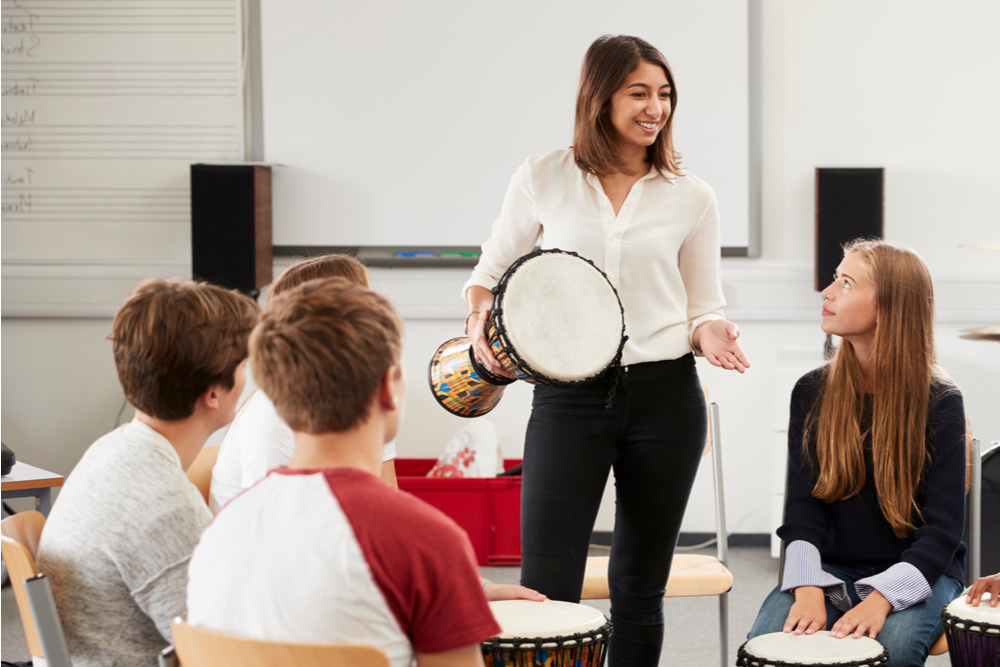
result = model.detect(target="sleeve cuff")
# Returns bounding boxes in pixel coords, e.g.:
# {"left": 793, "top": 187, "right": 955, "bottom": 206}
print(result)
{"left": 855, "top": 562, "right": 932, "bottom": 611}
{"left": 687, "top": 311, "right": 726, "bottom": 356}
{"left": 781, "top": 541, "right": 852, "bottom": 612}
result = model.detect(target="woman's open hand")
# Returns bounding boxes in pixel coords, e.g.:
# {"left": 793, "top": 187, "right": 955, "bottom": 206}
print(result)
{"left": 483, "top": 582, "right": 547, "bottom": 602}
{"left": 695, "top": 320, "right": 750, "bottom": 373}
{"left": 966, "top": 572, "right": 1000, "bottom": 607}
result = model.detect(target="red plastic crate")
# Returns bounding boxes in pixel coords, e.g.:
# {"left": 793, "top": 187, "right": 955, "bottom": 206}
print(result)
{"left": 396, "top": 458, "right": 522, "bottom": 566}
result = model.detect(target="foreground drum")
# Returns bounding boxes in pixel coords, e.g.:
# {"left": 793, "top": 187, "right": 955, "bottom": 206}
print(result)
{"left": 429, "top": 249, "right": 626, "bottom": 417}
{"left": 737, "top": 631, "right": 889, "bottom": 667}
{"left": 483, "top": 599, "right": 612, "bottom": 667}
{"left": 941, "top": 593, "right": 1000, "bottom": 666}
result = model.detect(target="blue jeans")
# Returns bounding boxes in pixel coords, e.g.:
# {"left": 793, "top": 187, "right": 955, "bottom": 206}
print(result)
{"left": 748, "top": 562, "right": 963, "bottom": 667}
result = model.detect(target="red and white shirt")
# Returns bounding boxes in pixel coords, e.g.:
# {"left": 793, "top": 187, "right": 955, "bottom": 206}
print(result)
{"left": 187, "top": 467, "right": 499, "bottom": 666}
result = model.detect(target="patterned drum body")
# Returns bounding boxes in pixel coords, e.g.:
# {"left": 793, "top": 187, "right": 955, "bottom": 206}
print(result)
{"left": 737, "top": 631, "right": 889, "bottom": 667}
{"left": 941, "top": 593, "right": 1000, "bottom": 667}
{"left": 482, "top": 600, "right": 612, "bottom": 667}
{"left": 429, "top": 336, "right": 514, "bottom": 418}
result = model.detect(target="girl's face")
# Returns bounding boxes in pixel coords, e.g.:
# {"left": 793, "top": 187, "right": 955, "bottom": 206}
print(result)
{"left": 821, "top": 252, "right": 878, "bottom": 340}
{"left": 607, "top": 60, "right": 672, "bottom": 152}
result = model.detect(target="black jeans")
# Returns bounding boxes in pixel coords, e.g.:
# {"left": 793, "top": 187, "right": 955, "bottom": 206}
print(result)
{"left": 520, "top": 354, "right": 707, "bottom": 667}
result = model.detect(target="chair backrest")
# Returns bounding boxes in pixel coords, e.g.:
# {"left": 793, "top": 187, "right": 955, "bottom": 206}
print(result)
{"left": 0, "top": 511, "right": 47, "bottom": 658}
{"left": 186, "top": 445, "right": 220, "bottom": 504}
{"left": 171, "top": 619, "right": 392, "bottom": 667}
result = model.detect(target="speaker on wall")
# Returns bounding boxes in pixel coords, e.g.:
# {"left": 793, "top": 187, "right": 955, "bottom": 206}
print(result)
{"left": 815, "top": 168, "right": 884, "bottom": 291}
{"left": 191, "top": 164, "right": 272, "bottom": 296}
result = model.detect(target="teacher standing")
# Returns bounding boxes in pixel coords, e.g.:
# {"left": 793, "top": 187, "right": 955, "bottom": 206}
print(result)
{"left": 464, "top": 35, "right": 749, "bottom": 666}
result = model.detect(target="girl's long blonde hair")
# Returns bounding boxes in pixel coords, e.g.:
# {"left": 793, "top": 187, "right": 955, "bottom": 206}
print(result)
{"left": 807, "top": 239, "right": 947, "bottom": 538}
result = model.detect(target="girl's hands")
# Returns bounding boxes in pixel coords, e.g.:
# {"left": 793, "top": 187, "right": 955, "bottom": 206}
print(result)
{"left": 966, "top": 572, "right": 1000, "bottom": 607}
{"left": 467, "top": 309, "right": 512, "bottom": 378}
{"left": 830, "top": 590, "right": 892, "bottom": 639}
{"left": 784, "top": 586, "right": 827, "bottom": 635}
{"left": 696, "top": 320, "right": 750, "bottom": 373}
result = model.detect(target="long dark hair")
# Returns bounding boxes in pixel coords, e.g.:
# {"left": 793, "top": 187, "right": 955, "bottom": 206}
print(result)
{"left": 573, "top": 35, "right": 681, "bottom": 177}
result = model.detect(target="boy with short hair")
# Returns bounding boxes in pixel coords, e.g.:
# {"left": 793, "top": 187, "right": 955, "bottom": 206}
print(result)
{"left": 37, "top": 278, "right": 260, "bottom": 667}
{"left": 187, "top": 278, "right": 500, "bottom": 667}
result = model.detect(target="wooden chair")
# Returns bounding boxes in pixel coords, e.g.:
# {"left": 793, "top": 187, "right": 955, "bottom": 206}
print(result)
{"left": 169, "top": 619, "right": 392, "bottom": 667}
{"left": 580, "top": 382, "right": 733, "bottom": 667}
{"left": 0, "top": 510, "right": 72, "bottom": 666}
{"left": 186, "top": 445, "right": 220, "bottom": 505}
{"left": 776, "top": 438, "right": 983, "bottom": 658}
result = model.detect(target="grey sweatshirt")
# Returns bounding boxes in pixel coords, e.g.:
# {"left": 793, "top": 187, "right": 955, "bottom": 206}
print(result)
{"left": 37, "top": 419, "right": 211, "bottom": 667}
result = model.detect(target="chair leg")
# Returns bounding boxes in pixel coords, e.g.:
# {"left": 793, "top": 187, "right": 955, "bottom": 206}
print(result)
{"left": 719, "top": 592, "right": 729, "bottom": 667}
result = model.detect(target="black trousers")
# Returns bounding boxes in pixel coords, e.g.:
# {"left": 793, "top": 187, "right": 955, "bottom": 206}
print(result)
{"left": 520, "top": 354, "right": 707, "bottom": 667}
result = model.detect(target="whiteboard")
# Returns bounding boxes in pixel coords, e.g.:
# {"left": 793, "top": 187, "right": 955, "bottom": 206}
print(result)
{"left": 1, "top": 0, "right": 245, "bottom": 266}
{"left": 261, "top": 0, "right": 749, "bottom": 250}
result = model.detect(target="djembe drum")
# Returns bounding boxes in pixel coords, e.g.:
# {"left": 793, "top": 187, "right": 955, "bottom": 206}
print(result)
{"left": 941, "top": 593, "right": 1000, "bottom": 666}
{"left": 482, "top": 599, "right": 612, "bottom": 667}
{"left": 737, "top": 631, "right": 889, "bottom": 667}
{"left": 429, "top": 249, "right": 626, "bottom": 417}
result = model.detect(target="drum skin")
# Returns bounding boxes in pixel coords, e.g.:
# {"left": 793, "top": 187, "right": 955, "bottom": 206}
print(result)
{"left": 736, "top": 631, "right": 889, "bottom": 667}
{"left": 482, "top": 600, "right": 612, "bottom": 667}
{"left": 429, "top": 336, "right": 513, "bottom": 418}
{"left": 941, "top": 593, "right": 1000, "bottom": 667}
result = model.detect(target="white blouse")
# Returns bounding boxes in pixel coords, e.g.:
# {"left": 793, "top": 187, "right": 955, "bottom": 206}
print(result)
{"left": 463, "top": 148, "right": 726, "bottom": 366}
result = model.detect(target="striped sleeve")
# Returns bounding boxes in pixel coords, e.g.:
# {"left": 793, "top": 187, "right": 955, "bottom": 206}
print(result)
{"left": 781, "top": 541, "right": 852, "bottom": 612}
{"left": 854, "top": 562, "right": 932, "bottom": 611}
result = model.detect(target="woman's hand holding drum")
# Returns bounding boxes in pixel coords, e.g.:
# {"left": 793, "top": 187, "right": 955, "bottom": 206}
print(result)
{"left": 466, "top": 285, "right": 513, "bottom": 379}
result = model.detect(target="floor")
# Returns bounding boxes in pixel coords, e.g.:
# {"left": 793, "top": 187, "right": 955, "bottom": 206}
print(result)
{"left": 2, "top": 545, "right": 953, "bottom": 666}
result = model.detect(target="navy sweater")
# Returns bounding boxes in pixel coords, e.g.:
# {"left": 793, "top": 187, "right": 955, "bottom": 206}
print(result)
{"left": 777, "top": 368, "right": 967, "bottom": 587}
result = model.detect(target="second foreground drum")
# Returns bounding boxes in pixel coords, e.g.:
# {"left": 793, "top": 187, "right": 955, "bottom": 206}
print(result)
{"left": 941, "top": 592, "right": 1000, "bottom": 667}
{"left": 482, "top": 599, "right": 612, "bottom": 667}
{"left": 737, "top": 631, "right": 889, "bottom": 667}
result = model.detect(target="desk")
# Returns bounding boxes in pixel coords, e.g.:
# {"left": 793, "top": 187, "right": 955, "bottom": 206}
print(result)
{"left": 2, "top": 463, "right": 65, "bottom": 517}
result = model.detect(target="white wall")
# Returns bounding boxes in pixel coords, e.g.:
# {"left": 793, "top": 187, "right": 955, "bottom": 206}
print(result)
{"left": 3, "top": 1, "right": 998, "bottom": 535}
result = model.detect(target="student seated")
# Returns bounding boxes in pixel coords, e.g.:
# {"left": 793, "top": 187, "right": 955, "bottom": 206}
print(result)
{"left": 37, "top": 279, "right": 260, "bottom": 667}
{"left": 187, "top": 278, "right": 501, "bottom": 667}
{"left": 747, "top": 240, "right": 967, "bottom": 667}
{"left": 209, "top": 254, "right": 398, "bottom": 514}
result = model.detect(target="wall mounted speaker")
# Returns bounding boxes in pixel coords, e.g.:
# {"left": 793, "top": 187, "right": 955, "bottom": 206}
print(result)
{"left": 815, "top": 168, "right": 884, "bottom": 291}
{"left": 191, "top": 164, "right": 272, "bottom": 295}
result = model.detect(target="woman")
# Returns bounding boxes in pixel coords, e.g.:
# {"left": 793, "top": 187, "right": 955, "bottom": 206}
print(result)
{"left": 463, "top": 35, "right": 749, "bottom": 666}
{"left": 748, "top": 239, "right": 967, "bottom": 667}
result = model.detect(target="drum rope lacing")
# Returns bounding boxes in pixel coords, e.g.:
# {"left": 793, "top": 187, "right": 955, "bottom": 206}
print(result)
{"left": 735, "top": 642, "right": 890, "bottom": 667}
{"left": 942, "top": 607, "right": 1000, "bottom": 635}
{"left": 481, "top": 620, "right": 614, "bottom": 651}
{"left": 488, "top": 248, "right": 628, "bottom": 393}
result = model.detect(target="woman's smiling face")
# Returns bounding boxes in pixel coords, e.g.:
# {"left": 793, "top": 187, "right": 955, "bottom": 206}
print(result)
{"left": 606, "top": 59, "right": 672, "bottom": 152}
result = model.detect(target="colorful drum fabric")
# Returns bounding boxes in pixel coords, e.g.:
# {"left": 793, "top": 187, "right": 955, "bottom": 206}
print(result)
{"left": 941, "top": 593, "right": 1000, "bottom": 667}
{"left": 429, "top": 336, "right": 514, "bottom": 418}
{"left": 428, "top": 249, "right": 626, "bottom": 417}
{"left": 736, "top": 631, "right": 889, "bottom": 666}
{"left": 482, "top": 599, "right": 612, "bottom": 667}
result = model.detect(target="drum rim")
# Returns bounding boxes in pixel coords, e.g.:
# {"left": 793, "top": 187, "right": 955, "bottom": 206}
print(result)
{"left": 941, "top": 607, "right": 1000, "bottom": 636}
{"left": 489, "top": 248, "right": 627, "bottom": 387}
{"left": 735, "top": 639, "right": 890, "bottom": 667}
{"left": 481, "top": 620, "right": 613, "bottom": 650}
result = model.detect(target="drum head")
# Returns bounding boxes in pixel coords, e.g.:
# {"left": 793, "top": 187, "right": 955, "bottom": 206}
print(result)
{"left": 488, "top": 600, "right": 607, "bottom": 639}
{"left": 945, "top": 592, "right": 1000, "bottom": 628}
{"left": 741, "top": 631, "right": 887, "bottom": 664}
{"left": 499, "top": 252, "right": 623, "bottom": 382}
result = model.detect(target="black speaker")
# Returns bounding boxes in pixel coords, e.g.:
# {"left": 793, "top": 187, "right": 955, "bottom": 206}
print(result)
{"left": 815, "top": 168, "right": 884, "bottom": 291}
{"left": 191, "top": 164, "right": 272, "bottom": 295}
